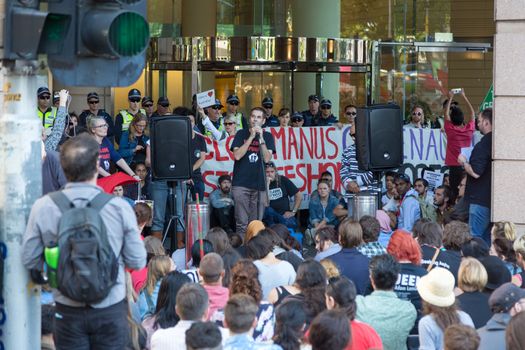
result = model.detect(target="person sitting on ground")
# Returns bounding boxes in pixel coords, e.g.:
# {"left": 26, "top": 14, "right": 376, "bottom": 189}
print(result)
{"left": 308, "top": 310, "right": 350, "bottom": 350}
{"left": 142, "top": 271, "right": 191, "bottom": 347}
{"left": 263, "top": 162, "right": 301, "bottom": 229}
{"left": 376, "top": 209, "right": 394, "bottom": 248}
{"left": 257, "top": 228, "right": 303, "bottom": 271}
{"left": 150, "top": 283, "right": 228, "bottom": 349}
{"left": 199, "top": 253, "right": 230, "bottom": 321}
{"left": 223, "top": 294, "right": 282, "bottom": 350}
{"left": 313, "top": 227, "right": 341, "bottom": 262}
{"left": 112, "top": 185, "right": 135, "bottom": 207}
{"left": 356, "top": 215, "right": 387, "bottom": 258}
{"left": 478, "top": 255, "right": 512, "bottom": 294}
{"left": 123, "top": 162, "right": 151, "bottom": 201}
{"left": 185, "top": 321, "right": 223, "bottom": 350}
{"left": 477, "top": 282, "right": 525, "bottom": 350}
{"left": 210, "top": 259, "right": 275, "bottom": 342}
{"left": 328, "top": 219, "right": 370, "bottom": 295}
{"left": 505, "top": 309, "right": 525, "bottom": 350}
{"left": 356, "top": 254, "right": 416, "bottom": 350}
{"left": 387, "top": 230, "right": 427, "bottom": 327}
{"left": 414, "top": 178, "right": 436, "bottom": 222}
{"left": 456, "top": 257, "right": 492, "bottom": 329}
{"left": 205, "top": 227, "right": 242, "bottom": 286}
{"left": 325, "top": 276, "right": 383, "bottom": 350}
{"left": 433, "top": 185, "right": 452, "bottom": 225}
{"left": 320, "top": 258, "right": 341, "bottom": 279}
{"left": 269, "top": 260, "right": 327, "bottom": 325}
{"left": 131, "top": 234, "right": 164, "bottom": 293}
{"left": 273, "top": 299, "right": 307, "bottom": 350}
{"left": 416, "top": 221, "right": 461, "bottom": 283}
{"left": 444, "top": 324, "right": 480, "bottom": 350}
{"left": 310, "top": 171, "right": 343, "bottom": 200}
{"left": 138, "top": 255, "right": 175, "bottom": 321}
{"left": 513, "top": 234, "right": 525, "bottom": 287}
{"left": 308, "top": 179, "right": 340, "bottom": 231}
{"left": 461, "top": 236, "right": 490, "bottom": 259}
{"left": 246, "top": 234, "right": 296, "bottom": 300}
{"left": 490, "top": 221, "right": 522, "bottom": 278}
{"left": 416, "top": 267, "right": 474, "bottom": 350}
{"left": 270, "top": 224, "right": 303, "bottom": 259}
{"left": 442, "top": 220, "right": 471, "bottom": 277}
{"left": 394, "top": 173, "right": 421, "bottom": 232}
{"left": 180, "top": 239, "right": 214, "bottom": 283}
{"left": 209, "top": 174, "right": 236, "bottom": 233}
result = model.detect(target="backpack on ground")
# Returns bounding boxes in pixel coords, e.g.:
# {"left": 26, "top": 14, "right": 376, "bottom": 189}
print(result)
{"left": 49, "top": 191, "right": 119, "bottom": 303}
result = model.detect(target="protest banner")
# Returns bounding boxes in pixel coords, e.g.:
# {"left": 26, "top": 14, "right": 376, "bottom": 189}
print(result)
{"left": 200, "top": 126, "right": 449, "bottom": 209}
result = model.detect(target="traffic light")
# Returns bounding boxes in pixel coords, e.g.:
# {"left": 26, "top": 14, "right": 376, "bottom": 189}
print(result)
{"left": 3, "top": 0, "right": 71, "bottom": 60}
{"left": 47, "top": 0, "right": 150, "bottom": 87}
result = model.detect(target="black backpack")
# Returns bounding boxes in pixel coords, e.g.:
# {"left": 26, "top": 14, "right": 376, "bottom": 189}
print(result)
{"left": 49, "top": 191, "right": 119, "bottom": 303}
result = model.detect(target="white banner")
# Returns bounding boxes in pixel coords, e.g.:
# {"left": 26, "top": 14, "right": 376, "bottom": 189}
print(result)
{"left": 201, "top": 126, "right": 449, "bottom": 209}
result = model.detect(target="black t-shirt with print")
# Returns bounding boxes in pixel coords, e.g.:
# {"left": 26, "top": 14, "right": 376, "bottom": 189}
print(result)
{"left": 394, "top": 263, "right": 427, "bottom": 313}
{"left": 269, "top": 176, "right": 299, "bottom": 215}
{"left": 230, "top": 129, "right": 275, "bottom": 191}
{"left": 421, "top": 245, "right": 461, "bottom": 284}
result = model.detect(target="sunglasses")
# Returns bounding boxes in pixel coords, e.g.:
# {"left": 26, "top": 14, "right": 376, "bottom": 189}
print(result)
{"left": 346, "top": 111, "right": 357, "bottom": 116}
{"left": 88, "top": 100, "right": 99, "bottom": 104}
{"left": 129, "top": 98, "right": 141, "bottom": 103}
{"left": 321, "top": 105, "right": 331, "bottom": 109}
{"left": 159, "top": 103, "right": 170, "bottom": 108}
{"left": 291, "top": 118, "right": 303, "bottom": 122}
{"left": 263, "top": 105, "right": 273, "bottom": 109}
{"left": 143, "top": 103, "right": 153, "bottom": 108}
{"left": 224, "top": 122, "right": 236, "bottom": 126}
{"left": 265, "top": 163, "right": 276, "bottom": 168}
{"left": 412, "top": 112, "right": 422, "bottom": 116}
{"left": 211, "top": 106, "right": 220, "bottom": 110}
{"left": 39, "top": 95, "right": 51, "bottom": 100}
{"left": 228, "top": 102, "right": 239, "bottom": 106}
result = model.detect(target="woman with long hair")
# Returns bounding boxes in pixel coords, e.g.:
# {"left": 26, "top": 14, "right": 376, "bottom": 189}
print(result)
{"left": 273, "top": 299, "right": 306, "bottom": 350}
{"left": 325, "top": 276, "right": 382, "bottom": 350}
{"left": 278, "top": 108, "right": 291, "bottom": 127}
{"left": 118, "top": 113, "right": 149, "bottom": 165}
{"left": 141, "top": 271, "right": 191, "bottom": 348}
{"left": 137, "top": 255, "right": 174, "bottom": 321}
{"left": 417, "top": 267, "right": 474, "bottom": 350}
{"left": 86, "top": 115, "right": 139, "bottom": 179}
{"left": 258, "top": 228, "right": 303, "bottom": 271}
{"left": 211, "top": 259, "right": 275, "bottom": 342}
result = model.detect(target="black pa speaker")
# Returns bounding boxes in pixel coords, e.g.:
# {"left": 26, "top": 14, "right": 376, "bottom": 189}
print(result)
{"left": 355, "top": 104, "right": 403, "bottom": 171}
{"left": 150, "top": 115, "right": 192, "bottom": 181}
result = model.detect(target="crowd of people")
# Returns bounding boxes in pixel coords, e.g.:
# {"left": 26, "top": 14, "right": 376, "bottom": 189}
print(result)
{"left": 28, "top": 86, "right": 512, "bottom": 350}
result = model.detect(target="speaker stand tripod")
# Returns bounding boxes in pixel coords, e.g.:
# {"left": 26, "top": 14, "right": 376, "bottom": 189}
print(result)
{"left": 162, "top": 181, "right": 186, "bottom": 253}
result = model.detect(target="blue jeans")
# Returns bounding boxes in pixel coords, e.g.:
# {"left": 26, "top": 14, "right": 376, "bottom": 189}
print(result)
{"left": 469, "top": 203, "right": 491, "bottom": 244}
{"left": 150, "top": 180, "right": 185, "bottom": 232}
{"left": 263, "top": 206, "right": 297, "bottom": 230}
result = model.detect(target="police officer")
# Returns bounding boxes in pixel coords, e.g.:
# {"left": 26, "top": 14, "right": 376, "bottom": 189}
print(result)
{"left": 200, "top": 98, "right": 224, "bottom": 138}
{"left": 153, "top": 96, "right": 171, "bottom": 117}
{"left": 142, "top": 96, "right": 154, "bottom": 119}
{"left": 261, "top": 96, "right": 279, "bottom": 127}
{"left": 78, "top": 92, "right": 115, "bottom": 142}
{"left": 37, "top": 87, "right": 57, "bottom": 130}
{"left": 222, "top": 94, "right": 248, "bottom": 131}
{"left": 302, "top": 94, "right": 321, "bottom": 126}
{"left": 315, "top": 99, "right": 338, "bottom": 126}
{"left": 115, "top": 88, "right": 144, "bottom": 145}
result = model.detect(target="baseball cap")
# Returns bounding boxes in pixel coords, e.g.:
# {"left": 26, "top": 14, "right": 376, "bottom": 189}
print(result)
{"left": 128, "top": 88, "right": 141, "bottom": 99}
{"left": 262, "top": 96, "right": 273, "bottom": 107}
{"left": 87, "top": 92, "right": 99, "bottom": 101}
{"left": 395, "top": 173, "right": 411, "bottom": 184}
{"left": 157, "top": 96, "right": 170, "bottom": 106}
{"left": 320, "top": 99, "right": 332, "bottom": 108}
{"left": 265, "top": 161, "right": 277, "bottom": 168}
{"left": 53, "top": 91, "right": 60, "bottom": 103}
{"left": 226, "top": 94, "right": 240, "bottom": 104}
{"left": 37, "top": 87, "right": 50, "bottom": 97}
{"left": 218, "top": 174, "right": 232, "bottom": 184}
{"left": 142, "top": 96, "right": 153, "bottom": 105}
{"left": 489, "top": 282, "right": 525, "bottom": 313}
{"left": 308, "top": 94, "right": 320, "bottom": 102}
{"left": 213, "top": 99, "right": 223, "bottom": 109}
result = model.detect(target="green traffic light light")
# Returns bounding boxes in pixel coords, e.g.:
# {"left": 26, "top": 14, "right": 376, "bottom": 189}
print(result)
{"left": 109, "top": 12, "right": 149, "bottom": 57}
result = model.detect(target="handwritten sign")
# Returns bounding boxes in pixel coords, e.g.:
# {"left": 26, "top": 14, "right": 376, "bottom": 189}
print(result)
{"left": 196, "top": 89, "right": 216, "bottom": 108}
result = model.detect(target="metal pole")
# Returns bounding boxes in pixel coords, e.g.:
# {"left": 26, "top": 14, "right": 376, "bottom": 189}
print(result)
{"left": 0, "top": 59, "right": 42, "bottom": 349}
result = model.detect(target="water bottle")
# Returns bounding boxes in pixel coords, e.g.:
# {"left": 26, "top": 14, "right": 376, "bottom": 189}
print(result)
{"left": 44, "top": 246, "right": 60, "bottom": 288}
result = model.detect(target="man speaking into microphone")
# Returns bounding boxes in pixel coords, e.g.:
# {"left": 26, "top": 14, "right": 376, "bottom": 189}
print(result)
{"left": 230, "top": 107, "right": 276, "bottom": 238}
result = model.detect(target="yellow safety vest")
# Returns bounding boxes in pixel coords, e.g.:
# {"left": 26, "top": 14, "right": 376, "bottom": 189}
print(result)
{"left": 38, "top": 107, "right": 57, "bottom": 129}
{"left": 120, "top": 109, "right": 146, "bottom": 131}
{"left": 205, "top": 118, "right": 225, "bottom": 136}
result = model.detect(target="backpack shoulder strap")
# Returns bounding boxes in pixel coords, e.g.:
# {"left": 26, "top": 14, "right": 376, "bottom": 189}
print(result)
{"left": 88, "top": 192, "right": 114, "bottom": 211}
{"left": 49, "top": 191, "right": 74, "bottom": 213}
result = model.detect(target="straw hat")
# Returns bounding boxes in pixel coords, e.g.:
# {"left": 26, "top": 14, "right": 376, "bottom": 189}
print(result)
{"left": 416, "top": 267, "right": 456, "bottom": 307}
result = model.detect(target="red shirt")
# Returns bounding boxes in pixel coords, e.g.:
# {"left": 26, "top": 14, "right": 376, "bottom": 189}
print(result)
{"left": 346, "top": 320, "right": 383, "bottom": 350}
{"left": 444, "top": 119, "right": 475, "bottom": 166}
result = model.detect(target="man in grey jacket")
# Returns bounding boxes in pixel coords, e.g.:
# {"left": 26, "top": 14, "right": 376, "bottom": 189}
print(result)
{"left": 23, "top": 134, "right": 146, "bottom": 349}
{"left": 478, "top": 282, "right": 525, "bottom": 350}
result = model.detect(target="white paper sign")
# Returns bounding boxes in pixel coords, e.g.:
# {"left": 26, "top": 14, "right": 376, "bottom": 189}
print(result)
{"left": 423, "top": 170, "right": 445, "bottom": 191}
{"left": 196, "top": 89, "right": 216, "bottom": 108}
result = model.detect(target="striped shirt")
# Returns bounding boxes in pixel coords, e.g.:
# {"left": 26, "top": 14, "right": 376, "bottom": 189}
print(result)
{"left": 340, "top": 144, "right": 377, "bottom": 191}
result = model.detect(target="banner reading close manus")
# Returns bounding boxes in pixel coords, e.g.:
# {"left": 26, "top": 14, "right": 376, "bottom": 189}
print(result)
{"left": 201, "top": 126, "right": 449, "bottom": 208}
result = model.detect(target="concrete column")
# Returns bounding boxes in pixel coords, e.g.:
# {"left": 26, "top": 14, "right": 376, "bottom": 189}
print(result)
{"left": 291, "top": 0, "right": 340, "bottom": 115}
{"left": 182, "top": 0, "right": 217, "bottom": 103}
{"left": 493, "top": 0, "right": 525, "bottom": 232}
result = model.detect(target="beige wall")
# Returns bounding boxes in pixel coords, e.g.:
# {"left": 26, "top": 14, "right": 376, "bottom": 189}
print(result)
{"left": 493, "top": 0, "right": 525, "bottom": 228}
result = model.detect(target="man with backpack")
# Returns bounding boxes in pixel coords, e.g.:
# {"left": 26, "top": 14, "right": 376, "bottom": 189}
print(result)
{"left": 23, "top": 134, "right": 146, "bottom": 349}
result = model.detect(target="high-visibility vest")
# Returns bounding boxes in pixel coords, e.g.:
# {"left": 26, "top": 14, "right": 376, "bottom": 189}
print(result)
{"left": 205, "top": 118, "right": 224, "bottom": 136}
{"left": 120, "top": 109, "right": 146, "bottom": 131}
{"left": 38, "top": 107, "right": 57, "bottom": 129}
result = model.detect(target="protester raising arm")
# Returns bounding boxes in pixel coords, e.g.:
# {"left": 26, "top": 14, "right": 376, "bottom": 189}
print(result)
{"left": 44, "top": 89, "right": 69, "bottom": 152}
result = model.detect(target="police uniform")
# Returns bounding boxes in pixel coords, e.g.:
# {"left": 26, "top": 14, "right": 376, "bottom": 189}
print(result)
{"left": 38, "top": 107, "right": 58, "bottom": 129}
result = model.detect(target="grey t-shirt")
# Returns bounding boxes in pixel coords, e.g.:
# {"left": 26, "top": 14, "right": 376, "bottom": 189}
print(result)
{"left": 42, "top": 150, "right": 66, "bottom": 195}
{"left": 254, "top": 259, "right": 296, "bottom": 300}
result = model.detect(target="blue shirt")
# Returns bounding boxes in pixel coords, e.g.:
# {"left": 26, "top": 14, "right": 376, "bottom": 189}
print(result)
{"left": 224, "top": 334, "right": 282, "bottom": 350}
{"left": 308, "top": 194, "right": 340, "bottom": 227}
{"left": 315, "top": 114, "right": 338, "bottom": 126}
{"left": 398, "top": 188, "right": 421, "bottom": 232}
{"left": 329, "top": 248, "right": 370, "bottom": 295}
